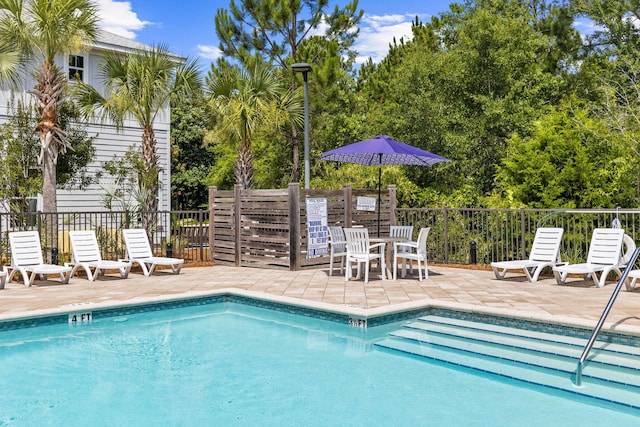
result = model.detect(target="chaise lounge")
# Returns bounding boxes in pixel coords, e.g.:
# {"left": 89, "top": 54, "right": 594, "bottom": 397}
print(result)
{"left": 122, "top": 228, "right": 184, "bottom": 276}
{"left": 491, "top": 227, "right": 564, "bottom": 283}
{"left": 552, "top": 228, "right": 634, "bottom": 288}
{"left": 67, "top": 230, "right": 132, "bottom": 281}
{"left": 7, "top": 230, "right": 73, "bottom": 286}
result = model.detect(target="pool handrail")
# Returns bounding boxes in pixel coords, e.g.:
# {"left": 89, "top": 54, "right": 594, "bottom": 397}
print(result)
{"left": 575, "top": 247, "right": 640, "bottom": 386}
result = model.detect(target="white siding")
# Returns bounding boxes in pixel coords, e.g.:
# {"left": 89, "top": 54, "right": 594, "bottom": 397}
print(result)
{"left": 56, "top": 121, "right": 171, "bottom": 212}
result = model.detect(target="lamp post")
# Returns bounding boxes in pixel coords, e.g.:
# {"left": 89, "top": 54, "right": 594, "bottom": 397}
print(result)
{"left": 292, "top": 62, "right": 312, "bottom": 189}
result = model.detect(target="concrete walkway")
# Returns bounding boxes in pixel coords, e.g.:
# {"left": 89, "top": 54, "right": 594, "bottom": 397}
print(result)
{"left": 1, "top": 264, "right": 639, "bottom": 335}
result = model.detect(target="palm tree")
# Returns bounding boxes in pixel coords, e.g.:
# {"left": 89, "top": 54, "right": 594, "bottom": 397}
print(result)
{"left": 207, "top": 63, "right": 303, "bottom": 189}
{"left": 0, "top": 0, "right": 98, "bottom": 214}
{"left": 72, "top": 45, "right": 201, "bottom": 215}
{"left": 0, "top": 46, "right": 20, "bottom": 86}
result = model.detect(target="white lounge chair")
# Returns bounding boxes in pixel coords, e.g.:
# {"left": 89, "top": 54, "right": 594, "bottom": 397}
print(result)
{"left": 344, "top": 228, "right": 386, "bottom": 283}
{"left": 625, "top": 268, "right": 640, "bottom": 291}
{"left": 491, "top": 227, "right": 564, "bottom": 283}
{"left": 122, "top": 228, "right": 184, "bottom": 276}
{"left": 393, "top": 227, "right": 430, "bottom": 281}
{"left": 7, "top": 230, "right": 73, "bottom": 286}
{"left": 67, "top": 230, "right": 132, "bottom": 281}
{"left": 327, "top": 226, "right": 347, "bottom": 276}
{"left": 552, "top": 228, "right": 631, "bottom": 288}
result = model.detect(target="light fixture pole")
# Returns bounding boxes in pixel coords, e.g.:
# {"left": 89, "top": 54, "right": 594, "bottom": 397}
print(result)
{"left": 292, "top": 62, "right": 312, "bottom": 189}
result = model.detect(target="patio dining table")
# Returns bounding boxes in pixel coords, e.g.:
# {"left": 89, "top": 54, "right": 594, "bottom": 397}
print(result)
{"left": 370, "top": 236, "right": 408, "bottom": 278}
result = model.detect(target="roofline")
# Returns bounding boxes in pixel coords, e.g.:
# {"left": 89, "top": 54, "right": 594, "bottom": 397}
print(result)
{"left": 89, "top": 29, "right": 186, "bottom": 63}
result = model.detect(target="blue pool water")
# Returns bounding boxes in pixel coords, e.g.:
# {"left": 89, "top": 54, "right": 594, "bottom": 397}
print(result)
{"left": 0, "top": 302, "right": 638, "bottom": 426}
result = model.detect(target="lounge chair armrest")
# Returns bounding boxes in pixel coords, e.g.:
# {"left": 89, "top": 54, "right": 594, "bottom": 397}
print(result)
{"left": 370, "top": 242, "right": 386, "bottom": 250}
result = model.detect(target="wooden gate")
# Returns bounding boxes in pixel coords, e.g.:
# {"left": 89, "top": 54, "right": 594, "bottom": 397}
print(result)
{"left": 208, "top": 184, "right": 396, "bottom": 270}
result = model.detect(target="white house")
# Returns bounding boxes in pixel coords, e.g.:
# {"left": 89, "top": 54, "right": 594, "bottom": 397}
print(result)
{"left": 0, "top": 30, "right": 173, "bottom": 213}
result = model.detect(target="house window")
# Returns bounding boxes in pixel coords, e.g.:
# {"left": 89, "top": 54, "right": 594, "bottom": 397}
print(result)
{"left": 68, "top": 55, "right": 84, "bottom": 81}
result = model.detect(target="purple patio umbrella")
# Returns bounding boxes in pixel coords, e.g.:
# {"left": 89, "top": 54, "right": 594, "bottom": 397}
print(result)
{"left": 320, "top": 135, "right": 450, "bottom": 236}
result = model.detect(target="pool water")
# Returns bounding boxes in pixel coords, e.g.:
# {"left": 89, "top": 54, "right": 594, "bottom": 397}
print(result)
{"left": 0, "top": 302, "right": 638, "bottom": 426}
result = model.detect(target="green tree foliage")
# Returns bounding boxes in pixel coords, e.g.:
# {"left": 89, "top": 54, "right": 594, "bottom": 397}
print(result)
{"left": 494, "top": 101, "right": 640, "bottom": 208}
{"left": 215, "top": 0, "right": 362, "bottom": 69}
{"left": 171, "top": 94, "right": 214, "bottom": 210}
{"left": 492, "top": 2, "right": 640, "bottom": 209}
{"left": 214, "top": 0, "right": 363, "bottom": 183}
{"left": 56, "top": 101, "right": 97, "bottom": 190}
{"left": 199, "top": 0, "right": 640, "bottom": 211}
{"left": 0, "top": 100, "right": 40, "bottom": 212}
{"left": 206, "top": 63, "right": 302, "bottom": 189}
{"left": 572, "top": 0, "right": 640, "bottom": 56}
{"left": 0, "top": 99, "right": 96, "bottom": 211}
{"left": 350, "top": 0, "right": 581, "bottom": 207}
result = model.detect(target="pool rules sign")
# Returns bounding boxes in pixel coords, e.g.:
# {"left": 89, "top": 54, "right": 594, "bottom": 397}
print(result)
{"left": 306, "top": 198, "right": 328, "bottom": 258}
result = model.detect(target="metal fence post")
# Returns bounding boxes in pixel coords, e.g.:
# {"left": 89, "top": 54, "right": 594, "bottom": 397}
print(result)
{"left": 198, "top": 209, "right": 204, "bottom": 262}
{"left": 444, "top": 207, "right": 449, "bottom": 264}
{"left": 520, "top": 208, "right": 527, "bottom": 259}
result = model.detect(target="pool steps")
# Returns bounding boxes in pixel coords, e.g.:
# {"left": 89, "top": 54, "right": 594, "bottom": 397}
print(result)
{"left": 375, "top": 315, "right": 640, "bottom": 410}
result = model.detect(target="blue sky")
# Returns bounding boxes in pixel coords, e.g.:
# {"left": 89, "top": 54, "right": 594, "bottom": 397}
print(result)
{"left": 95, "top": 0, "right": 455, "bottom": 66}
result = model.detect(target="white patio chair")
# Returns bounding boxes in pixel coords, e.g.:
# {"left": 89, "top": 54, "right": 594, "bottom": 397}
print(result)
{"left": 7, "top": 230, "right": 73, "bottom": 286}
{"left": 393, "top": 227, "right": 430, "bottom": 281}
{"left": 490, "top": 227, "right": 564, "bottom": 283}
{"left": 122, "top": 229, "right": 184, "bottom": 276}
{"left": 343, "top": 228, "right": 386, "bottom": 283}
{"left": 327, "top": 226, "right": 347, "bottom": 276}
{"left": 390, "top": 225, "right": 414, "bottom": 273}
{"left": 67, "top": 230, "right": 131, "bottom": 281}
{"left": 552, "top": 228, "right": 629, "bottom": 288}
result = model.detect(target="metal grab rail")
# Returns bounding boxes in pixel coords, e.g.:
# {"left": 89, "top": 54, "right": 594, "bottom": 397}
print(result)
{"left": 575, "top": 247, "right": 640, "bottom": 386}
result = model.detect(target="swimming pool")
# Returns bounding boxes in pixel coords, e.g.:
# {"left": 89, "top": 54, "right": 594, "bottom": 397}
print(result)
{"left": 0, "top": 301, "right": 638, "bottom": 426}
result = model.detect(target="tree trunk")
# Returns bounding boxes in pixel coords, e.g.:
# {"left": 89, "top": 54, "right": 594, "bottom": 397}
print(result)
{"left": 141, "top": 126, "right": 159, "bottom": 232}
{"left": 235, "top": 139, "right": 254, "bottom": 189}
{"left": 33, "top": 61, "right": 66, "bottom": 215}
{"left": 42, "top": 148, "right": 57, "bottom": 213}
{"left": 32, "top": 60, "right": 67, "bottom": 258}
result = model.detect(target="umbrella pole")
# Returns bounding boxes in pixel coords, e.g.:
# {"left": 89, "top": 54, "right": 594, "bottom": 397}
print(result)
{"left": 377, "top": 163, "right": 382, "bottom": 237}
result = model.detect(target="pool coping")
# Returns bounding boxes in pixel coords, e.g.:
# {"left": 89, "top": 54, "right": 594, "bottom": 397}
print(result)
{"left": 1, "top": 287, "right": 639, "bottom": 345}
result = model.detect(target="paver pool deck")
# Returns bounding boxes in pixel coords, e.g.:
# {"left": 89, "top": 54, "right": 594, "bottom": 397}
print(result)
{"left": 1, "top": 263, "right": 639, "bottom": 336}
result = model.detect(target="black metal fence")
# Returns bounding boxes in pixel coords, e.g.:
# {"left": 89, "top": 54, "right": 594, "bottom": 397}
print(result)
{"left": 0, "top": 210, "right": 210, "bottom": 266}
{"left": 1, "top": 207, "right": 637, "bottom": 269}
{"left": 395, "top": 208, "right": 640, "bottom": 265}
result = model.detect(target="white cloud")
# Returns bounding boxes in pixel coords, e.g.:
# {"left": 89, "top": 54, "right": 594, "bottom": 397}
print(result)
{"left": 354, "top": 13, "right": 425, "bottom": 64}
{"left": 95, "top": 0, "right": 152, "bottom": 39}
{"left": 197, "top": 45, "right": 223, "bottom": 61}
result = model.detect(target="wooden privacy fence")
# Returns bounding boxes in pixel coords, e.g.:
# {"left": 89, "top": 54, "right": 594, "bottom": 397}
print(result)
{"left": 208, "top": 184, "right": 396, "bottom": 270}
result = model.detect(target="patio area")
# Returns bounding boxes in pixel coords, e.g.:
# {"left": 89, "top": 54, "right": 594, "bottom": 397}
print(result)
{"left": 1, "top": 263, "right": 639, "bottom": 336}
